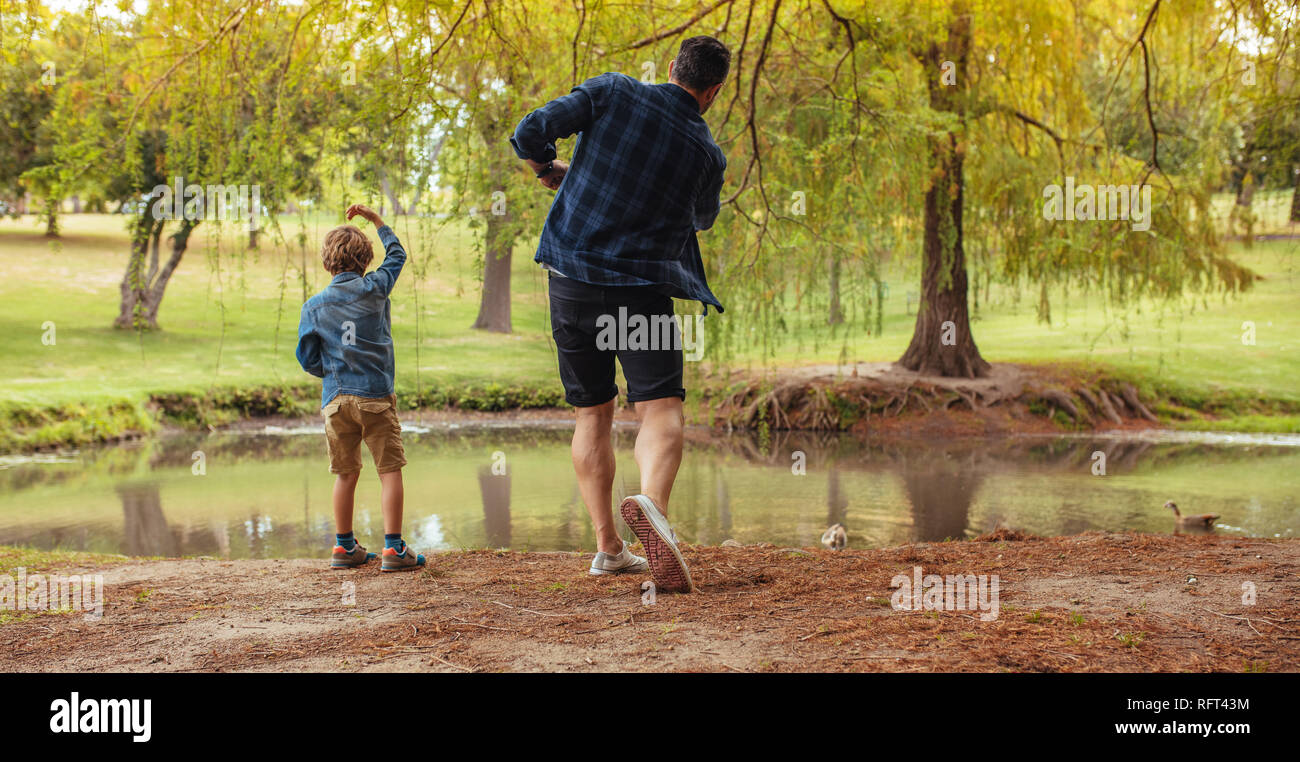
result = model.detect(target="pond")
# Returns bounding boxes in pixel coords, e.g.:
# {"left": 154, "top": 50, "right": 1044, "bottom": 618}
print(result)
{"left": 1, "top": 424, "right": 1297, "bottom": 559}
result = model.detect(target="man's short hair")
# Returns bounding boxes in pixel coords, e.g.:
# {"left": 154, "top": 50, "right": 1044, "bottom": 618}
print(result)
{"left": 321, "top": 225, "right": 374, "bottom": 275}
{"left": 672, "top": 35, "right": 730, "bottom": 91}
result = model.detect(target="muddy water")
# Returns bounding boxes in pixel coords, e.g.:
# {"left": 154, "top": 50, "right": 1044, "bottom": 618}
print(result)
{"left": 0, "top": 425, "right": 1296, "bottom": 558}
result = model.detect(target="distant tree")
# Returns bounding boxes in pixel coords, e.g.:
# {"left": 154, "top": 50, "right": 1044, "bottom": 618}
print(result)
{"left": 0, "top": 5, "right": 57, "bottom": 229}
{"left": 40, "top": 1, "right": 344, "bottom": 329}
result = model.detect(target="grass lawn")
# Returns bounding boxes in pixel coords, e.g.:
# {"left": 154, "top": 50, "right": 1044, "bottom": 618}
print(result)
{"left": 1, "top": 212, "right": 561, "bottom": 407}
{"left": 743, "top": 236, "right": 1300, "bottom": 404}
{"left": 0, "top": 200, "right": 1297, "bottom": 413}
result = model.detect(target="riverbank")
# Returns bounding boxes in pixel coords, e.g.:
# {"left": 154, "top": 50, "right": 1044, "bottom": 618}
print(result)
{"left": 2, "top": 532, "right": 1296, "bottom": 672}
{"left": 5, "top": 360, "right": 1299, "bottom": 454}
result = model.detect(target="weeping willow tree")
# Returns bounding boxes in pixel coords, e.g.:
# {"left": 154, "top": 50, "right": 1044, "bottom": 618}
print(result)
{"left": 29, "top": 0, "right": 1293, "bottom": 358}
{"left": 335, "top": 0, "right": 587, "bottom": 334}
{"left": 679, "top": 0, "right": 1279, "bottom": 377}
{"left": 0, "top": 1, "right": 61, "bottom": 232}
{"left": 36, "top": 1, "right": 345, "bottom": 330}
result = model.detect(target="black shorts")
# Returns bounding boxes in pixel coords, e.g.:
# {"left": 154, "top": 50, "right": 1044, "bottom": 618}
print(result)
{"left": 548, "top": 273, "right": 685, "bottom": 407}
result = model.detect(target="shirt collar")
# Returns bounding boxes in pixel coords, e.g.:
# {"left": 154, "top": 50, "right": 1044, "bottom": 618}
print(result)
{"left": 331, "top": 272, "right": 361, "bottom": 285}
{"left": 662, "top": 82, "right": 703, "bottom": 117}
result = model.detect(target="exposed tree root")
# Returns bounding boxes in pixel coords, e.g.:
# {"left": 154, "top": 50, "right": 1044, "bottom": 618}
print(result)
{"left": 708, "top": 365, "right": 1169, "bottom": 434}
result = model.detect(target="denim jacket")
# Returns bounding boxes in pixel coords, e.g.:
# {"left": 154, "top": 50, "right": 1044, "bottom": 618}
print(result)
{"left": 296, "top": 225, "right": 406, "bottom": 408}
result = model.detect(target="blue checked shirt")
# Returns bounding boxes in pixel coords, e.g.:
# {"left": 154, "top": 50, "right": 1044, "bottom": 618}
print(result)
{"left": 510, "top": 72, "right": 726, "bottom": 312}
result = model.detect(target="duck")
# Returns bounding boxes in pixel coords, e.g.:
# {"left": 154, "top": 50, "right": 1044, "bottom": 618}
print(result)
{"left": 1165, "top": 501, "right": 1219, "bottom": 530}
{"left": 821, "top": 523, "right": 847, "bottom": 551}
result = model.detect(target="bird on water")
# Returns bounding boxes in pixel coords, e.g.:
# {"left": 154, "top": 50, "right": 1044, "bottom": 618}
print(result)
{"left": 1165, "top": 500, "right": 1219, "bottom": 531}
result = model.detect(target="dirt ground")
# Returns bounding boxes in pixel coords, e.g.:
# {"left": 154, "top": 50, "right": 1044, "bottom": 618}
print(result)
{"left": 3, "top": 531, "right": 1296, "bottom": 673}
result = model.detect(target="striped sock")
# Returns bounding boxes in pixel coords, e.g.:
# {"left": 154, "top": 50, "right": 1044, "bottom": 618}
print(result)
{"left": 384, "top": 534, "right": 406, "bottom": 555}
{"left": 336, "top": 532, "right": 357, "bottom": 551}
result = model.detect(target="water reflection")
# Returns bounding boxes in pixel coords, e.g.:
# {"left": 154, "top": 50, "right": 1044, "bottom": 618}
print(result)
{"left": 0, "top": 426, "right": 1295, "bottom": 558}
{"left": 478, "top": 465, "right": 511, "bottom": 549}
{"left": 117, "top": 482, "right": 178, "bottom": 557}
{"left": 896, "top": 451, "right": 983, "bottom": 543}
{"left": 826, "top": 467, "right": 848, "bottom": 529}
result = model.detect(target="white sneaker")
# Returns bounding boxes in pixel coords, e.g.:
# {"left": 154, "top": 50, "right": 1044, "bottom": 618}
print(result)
{"left": 619, "top": 494, "right": 694, "bottom": 593}
{"left": 589, "top": 540, "right": 649, "bottom": 575}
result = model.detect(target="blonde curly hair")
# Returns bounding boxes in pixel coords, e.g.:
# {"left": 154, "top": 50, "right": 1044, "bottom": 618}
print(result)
{"left": 321, "top": 225, "right": 374, "bottom": 275}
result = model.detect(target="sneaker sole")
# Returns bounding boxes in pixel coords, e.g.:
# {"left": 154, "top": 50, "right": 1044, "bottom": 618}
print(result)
{"left": 619, "top": 497, "right": 693, "bottom": 593}
{"left": 331, "top": 550, "right": 375, "bottom": 569}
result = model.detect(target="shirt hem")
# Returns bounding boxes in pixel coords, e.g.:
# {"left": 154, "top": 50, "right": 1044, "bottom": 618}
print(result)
{"left": 322, "top": 388, "right": 397, "bottom": 409}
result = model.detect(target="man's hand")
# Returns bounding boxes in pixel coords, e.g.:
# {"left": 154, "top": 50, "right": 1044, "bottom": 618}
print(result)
{"left": 539, "top": 160, "right": 568, "bottom": 190}
{"left": 345, "top": 203, "right": 385, "bottom": 228}
{"left": 525, "top": 158, "right": 568, "bottom": 191}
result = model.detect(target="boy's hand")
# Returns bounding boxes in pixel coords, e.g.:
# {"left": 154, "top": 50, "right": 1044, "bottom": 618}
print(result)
{"left": 345, "top": 204, "right": 385, "bottom": 228}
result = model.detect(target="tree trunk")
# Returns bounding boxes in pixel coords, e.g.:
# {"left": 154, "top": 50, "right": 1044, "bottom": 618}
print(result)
{"left": 409, "top": 132, "right": 448, "bottom": 214}
{"left": 828, "top": 254, "right": 844, "bottom": 325}
{"left": 42, "top": 197, "right": 59, "bottom": 238}
{"left": 472, "top": 203, "right": 514, "bottom": 333}
{"left": 115, "top": 215, "right": 158, "bottom": 329}
{"left": 379, "top": 171, "right": 406, "bottom": 216}
{"left": 248, "top": 229, "right": 259, "bottom": 250}
{"left": 1290, "top": 168, "right": 1299, "bottom": 223}
{"left": 1234, "top": 171, "right": 1258, "bottom": 246}
{"left": 1234, "top": 172, "right": 1256, "bottom": 206}
{"left": 115, "top": 218, "right": 197, "bottom": 330}
{"left": 873, "top": 276, "right": 884, "bottom": 335}
{"left": 471, "top": 87, "right": 516, "bottom": 333}
{"left": 897, "top": 3, "right": 990, "bottom": 378}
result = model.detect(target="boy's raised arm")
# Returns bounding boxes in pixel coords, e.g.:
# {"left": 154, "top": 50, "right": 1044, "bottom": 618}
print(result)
{"left": 346, "top": 203, "right": 407, "bottom": 296}
{"left": 371, "top": 226, "right": 407, "bottom": 296}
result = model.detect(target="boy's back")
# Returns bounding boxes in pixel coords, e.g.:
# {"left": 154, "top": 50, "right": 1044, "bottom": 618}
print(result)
{"left": 297, "top": 224, "right": 406, "bottom": 409}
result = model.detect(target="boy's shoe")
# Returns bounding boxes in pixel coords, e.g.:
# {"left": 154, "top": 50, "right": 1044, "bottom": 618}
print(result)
{"left": 619, "top": 495, "right": 693, "bottom": 593}
{"left": 588, "top": 540, "right": 649, "bottom": 576}
{"left": 381, "top": 545, "right": 426, "bottom": 572}
{"left": 331, "top": 544, "right": 377, "bottom": 569}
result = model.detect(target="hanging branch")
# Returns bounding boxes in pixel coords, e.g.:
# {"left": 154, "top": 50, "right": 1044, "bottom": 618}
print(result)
{"left": 725, "top": 0, "right": 784, "bottom": 268}
{"left": 571, "top": 0, "right": 585, "bottom": 86}
{"left": 721, "top": 0, "right": 781, "bottom": 208}
{"left": 616, "top": 0, "right": 736, "bottom": 52}
{"left": 1137, "top": 1, "right": 1161, "bottom": 172}
{"left": 119, "top": 3, "right": 252, "bottom": 146}
{"left": 716, "top": 0, "right": 755, "bottom": 136}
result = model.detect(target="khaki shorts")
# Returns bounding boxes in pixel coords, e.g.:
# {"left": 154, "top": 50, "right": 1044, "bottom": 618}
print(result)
{"left": 323, "top": 394, "right": 406, "bottom": 474}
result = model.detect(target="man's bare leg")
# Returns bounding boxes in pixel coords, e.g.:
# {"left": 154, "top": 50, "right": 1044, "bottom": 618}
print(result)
{"left": 572, "top": 399, "right": 621, "bottom": 554}
{"left": 632, "top": 396, "right": 685, "bottom": 515}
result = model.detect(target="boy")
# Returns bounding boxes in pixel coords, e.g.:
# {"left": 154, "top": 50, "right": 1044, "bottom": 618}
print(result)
{"left": 296, "top": 203, "right": 424, "bottom": 572}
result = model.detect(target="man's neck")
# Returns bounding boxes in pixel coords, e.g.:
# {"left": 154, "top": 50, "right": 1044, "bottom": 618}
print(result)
{"left": 667, "top": 80, "right": 704, "bottom": 113}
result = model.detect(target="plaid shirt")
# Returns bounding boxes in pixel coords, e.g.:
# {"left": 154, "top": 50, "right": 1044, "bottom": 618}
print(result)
{"left": 510, "top": 72, "right": 726, "bottom": 312}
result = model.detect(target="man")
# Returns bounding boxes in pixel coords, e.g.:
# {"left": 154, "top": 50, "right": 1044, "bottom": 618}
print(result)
{"left": 510, "top": 36, "right": 730, "bottom": 593}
